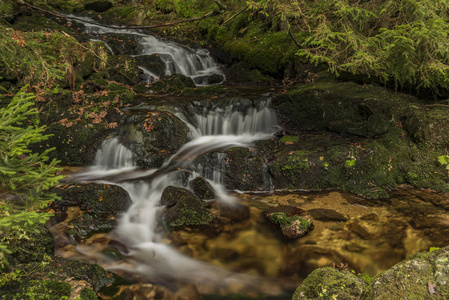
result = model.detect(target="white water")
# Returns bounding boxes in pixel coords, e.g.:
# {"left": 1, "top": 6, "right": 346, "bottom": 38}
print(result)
{"left": 66, "top": 14, "right": 225, "bottom": 85}
{"left": 69, "top": 100, "right": 277, "bottom": 289}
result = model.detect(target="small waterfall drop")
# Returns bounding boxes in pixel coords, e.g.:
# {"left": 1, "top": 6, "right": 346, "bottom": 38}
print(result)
{"left": 66, "top": 14, "right": 225, "bottom": 85}
{"left": 69, "top": 97, "right": 278, "bottom": 290}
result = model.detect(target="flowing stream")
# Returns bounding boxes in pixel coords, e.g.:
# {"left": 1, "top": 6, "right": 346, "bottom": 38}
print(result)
{"left": 56, "top": 15, "right": 449, "bottom": 299}
{"left": 66, "top": 14, "right": 225, "bottom": 85}
{"left": 68, "top": 98, "right": 279, "bottom": 293}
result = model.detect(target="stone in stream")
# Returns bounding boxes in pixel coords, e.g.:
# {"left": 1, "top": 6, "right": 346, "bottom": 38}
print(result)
{"left": 189, "top": 176, "right": 215, "bottom": 200}
{"left": 264, "top": 206, "right": 313, "bottom": 239}
{"left": 307, "top": 208, "right": 347, "bottom": 222}
{"left": 161, "top": 186, "right": 214, "bottom": 228}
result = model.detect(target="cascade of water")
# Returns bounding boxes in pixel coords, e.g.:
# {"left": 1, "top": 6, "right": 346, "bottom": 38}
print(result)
{"left": 65, "top": 14, "right": 225, "bottom": 85}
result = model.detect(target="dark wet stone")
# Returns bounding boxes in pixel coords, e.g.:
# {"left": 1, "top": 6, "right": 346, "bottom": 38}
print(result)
{"left": 84, "top": 1, "right": 113, "bottom": 12}
{"left": 307, "top": 208, "right": 347, "bottom": 222}
{"left": 135, "top": 54, "right": 166, "bottom": 78}
{"left": 190, "top": 177, "right": 215, "bottom": 200}
{"left": 67, "top": 212, "right": 117, "bottom": 241}
{"left": 55, "top": 184, "right": 132, "bottom": 214}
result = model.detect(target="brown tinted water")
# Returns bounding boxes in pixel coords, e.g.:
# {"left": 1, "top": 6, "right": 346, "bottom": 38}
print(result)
{"left": 53, "top": 187, "right": 449, "bottom": 299}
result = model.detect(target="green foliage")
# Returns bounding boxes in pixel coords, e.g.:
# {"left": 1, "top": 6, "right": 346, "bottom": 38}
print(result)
{"left": 0, "top": 24, "right": 84, "bottom": 91}
{"left": 438, "top": 155, "right": 449, "bottom": 170}
{"left": 0, "top": 87, "right": 63, "bottom": 252}
{"left": 0, "top": 86, "right": 63, "bottom": 205}
{"left": 242, "top": 0, "right": 449, "bottom": 90}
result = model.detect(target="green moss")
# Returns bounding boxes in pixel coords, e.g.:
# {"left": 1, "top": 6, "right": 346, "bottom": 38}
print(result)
{"left": 293, "top": 267, "right": 366, "bottom": 300}
{"left": 280, "top": 135, "right": 299, "bottom": 143}
{"left": 80, "top": 287, "right": 98, "bottom": 300}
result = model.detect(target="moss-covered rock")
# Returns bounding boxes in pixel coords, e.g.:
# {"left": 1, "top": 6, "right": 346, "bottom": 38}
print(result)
{"left": 363, "top": 247, "right": 449, "bottom": 299}
{"left": 265, "top": 206, "right": 313, "bottom": 239}
{"left": 84, "top": 1, "right": 113, "bottom": 12}
{"left": 273, "top": 82, "right": 412, "bottom": 137}
{"left": 292, "top": 267, "right": 366, "bottom": 300}
{"left": 135, "top": 54, "right": 166, "bottom": 78}
{"left": 225, "top": 61, "right": 276, "bottom": 85}
{"left": 161, "top": 186, "right": 214, "bottom": 228}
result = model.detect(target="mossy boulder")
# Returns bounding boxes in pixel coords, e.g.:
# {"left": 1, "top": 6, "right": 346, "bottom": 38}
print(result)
{"left": 292, "top": 267, "right": 366, "bottom": 300}
{"left": 123, "top": 111, "right": 189, "bottom": 168}
{"left": 161, "top": 186, "right": 214, "bottom": 228}
{"left": 273, "top": 82, "right": 413, "bottom": 137}
{"left": 55, "top": 183, "right": 132, "bottom": 214}
{"left": 190, "top": 176, "right": 215, "bottom": 200}
{"left": 363, "top": 247, "right": 449, "bottom": 299}
{"left": 147, "top": 74, "right": 196, "bottom": 94}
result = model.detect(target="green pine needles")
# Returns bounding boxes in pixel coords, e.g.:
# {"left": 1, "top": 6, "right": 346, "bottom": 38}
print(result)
{"left": 246, "top": 0, "right": 449, "bottom": 91}
{"left": 0, "top": 86, "right": 63, "bottom": 212}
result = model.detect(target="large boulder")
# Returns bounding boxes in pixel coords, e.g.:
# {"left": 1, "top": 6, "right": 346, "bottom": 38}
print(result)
{"left": 122, "top": 111, "right": 189, "bottom": 168}
{"left": 273, "top": 81, "right": 412, "bottom": 137}
{"left": 363, "top": 247, "right": 449, "bottom": 299}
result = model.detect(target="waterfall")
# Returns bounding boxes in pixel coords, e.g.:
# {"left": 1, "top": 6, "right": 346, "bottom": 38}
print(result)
{"left": 69, "top": 99, "right": 278, "bottom": 289}
{"left": 65, "top": 14, "right": 225, "bottom": 85}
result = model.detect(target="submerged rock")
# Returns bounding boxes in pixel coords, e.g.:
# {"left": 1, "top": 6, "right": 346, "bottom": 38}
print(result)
{"left": 265, "top": 206, "right": 313, "bottom": 239}
{"left": 161, "top": 186, "right": 214, "bottom": 228}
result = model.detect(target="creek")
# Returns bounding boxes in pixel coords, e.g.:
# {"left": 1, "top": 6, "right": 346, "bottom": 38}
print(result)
{"left": 52, "top": 15, "right": 449, "bottom": 299}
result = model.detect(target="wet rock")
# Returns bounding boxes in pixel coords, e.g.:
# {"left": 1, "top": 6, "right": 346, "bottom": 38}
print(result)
{"left": 190, "top": 177, "right": 215, "bottom": 200}
{"left": 135, "top": 54, "right": 166, "bottom": 78}
{"left": 264, "top": 206, "right": 313, "bottom": 239}
{"left": 123, "top": 111, "right": 189, "bottom": 168}
{"left": 84, "top": 1, "right": 113, "bottom": 12}
{"left": 161, "top": 186, "right": 214, "bottom": 228}
{"left": 147, "top": 74, "right": 196, "bottom": 94}
{"left": 193, "top": 73, "right": 225, "bottom": 85}
{"left": 67, "top": 212, "right": 117, "bottom": 241}
{"left": 307, "top": 208, "right": 347, "bottom": 222}
{"left": 55, "top": 184, "right": 132, "bottom": 214}
{"left": 292, "top": 267, "right": 366, "bottom": 300}
{"left": 224, "top": 147, "right": 266, "bottom": 191}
